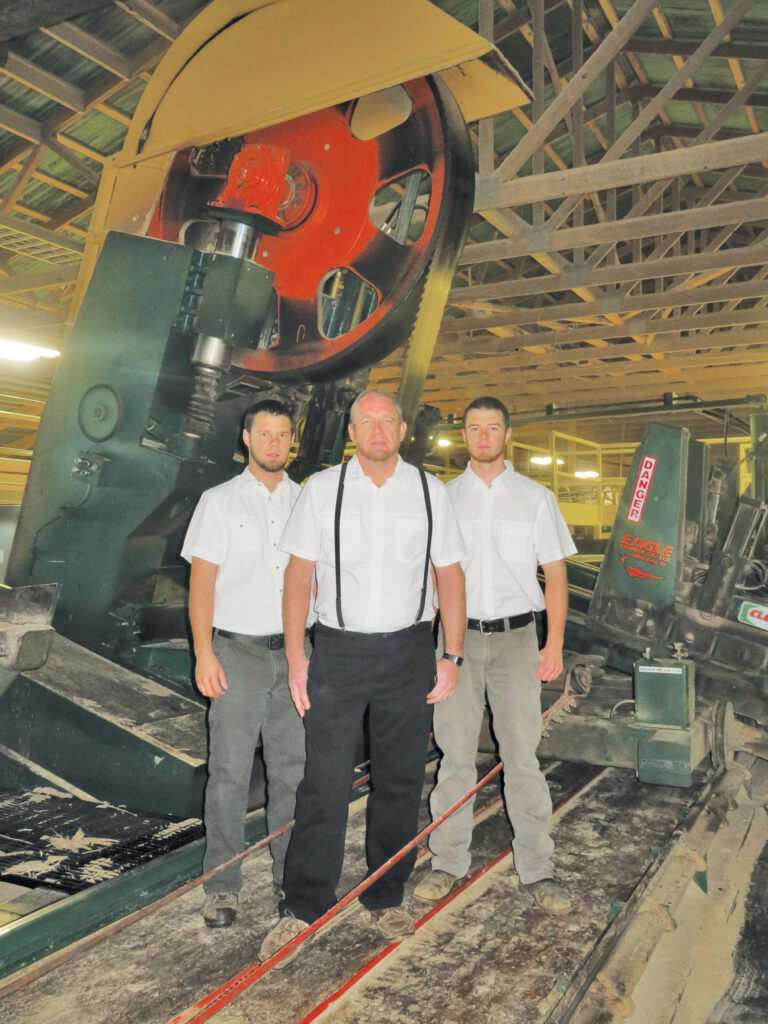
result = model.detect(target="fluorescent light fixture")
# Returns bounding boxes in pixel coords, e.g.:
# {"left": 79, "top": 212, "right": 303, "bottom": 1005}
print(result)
{"left": 574, "top": 469, "right": 599, "bottom": 479}
{"left": 436, "top": 438, "right": 451, "bottom": 448}
{"left": 0, "top": 339, "right": 60, "bottom": 362}
{"left": 530, "top": 455, "right": 564, "bottom": 466}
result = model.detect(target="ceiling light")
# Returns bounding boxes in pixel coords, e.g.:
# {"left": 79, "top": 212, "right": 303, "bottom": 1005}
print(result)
{"left": 530, "top": 455, "right": 564, "bottom": 466}
{"left": 0, "top": 339, "right": 60, "bottom": 362}
{"left": 436, "top": 438, "right": 451, "bottom": 448}
{"left": 574, "top": 469, "right": 599, "bottom": 479}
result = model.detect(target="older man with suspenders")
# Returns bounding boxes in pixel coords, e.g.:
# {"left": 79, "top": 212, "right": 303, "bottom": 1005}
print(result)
{"left": 259, "top": 389, "right": 466, "bottom": 962}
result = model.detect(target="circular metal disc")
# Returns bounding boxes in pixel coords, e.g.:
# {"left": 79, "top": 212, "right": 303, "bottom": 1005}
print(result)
{"left": 78, "top": 385, "right": 122, "bottom": 442}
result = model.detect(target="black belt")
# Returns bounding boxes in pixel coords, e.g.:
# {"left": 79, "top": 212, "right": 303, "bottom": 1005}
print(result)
{"left": 214, "top": 628, "right": 309, "bottom": 650}
{"left": 467, "top": 612, "right": 533, "bottom": 634}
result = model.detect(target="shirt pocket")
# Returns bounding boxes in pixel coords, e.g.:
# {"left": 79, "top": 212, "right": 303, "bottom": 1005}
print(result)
{"left": 395, "top": 514, "right": 428, "bottom": 564}
{"left": 499, "top": 520, "right": 534, "bottom": 563}
{"left": 227, "top": 515, "right": 266, "bottom": 553}
{"left": 320, "top": 510, "right": 361, "bottom": 563}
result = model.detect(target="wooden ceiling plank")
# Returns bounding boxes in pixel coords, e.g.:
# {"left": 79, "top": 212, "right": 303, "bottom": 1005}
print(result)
{"left": 0, "top": 103, "right": 42, "bottom": 144}
{"left": 1, "top": 50, "right": 86, "bottom": 112}
{"left": 42, "top": 22, "right": 132, "bottom": 79}
{"left": 53, "top": 131, "right": 109, "bottom": 165}
{"left": 116, "top": 0, "right": 180, "bottom": 41}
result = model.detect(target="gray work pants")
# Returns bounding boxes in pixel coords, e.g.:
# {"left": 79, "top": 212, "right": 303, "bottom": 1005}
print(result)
{"left": 203, "top": 633, "right": 307, "bottom": 894}
{"left": 428, "top": 622, "right": 555, "bottom": 884}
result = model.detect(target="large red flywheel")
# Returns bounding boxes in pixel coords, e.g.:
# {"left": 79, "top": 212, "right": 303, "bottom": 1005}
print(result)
{"left": 148, "top": 75, "right": 474, "bottom": 382}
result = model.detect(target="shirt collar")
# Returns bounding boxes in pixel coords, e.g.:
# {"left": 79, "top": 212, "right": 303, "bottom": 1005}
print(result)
{"left": 346, "top": 454, "right": 408, "bottom": 484}
{"left": 464, "top": 460, "right": 516, "bottom": 490}
{"left": 239, "top": 466, "right": 290, "bottom": 494}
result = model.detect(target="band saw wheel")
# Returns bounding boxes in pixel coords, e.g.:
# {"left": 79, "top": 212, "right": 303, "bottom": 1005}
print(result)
{"left": 148, "top": 75, "right": 474, "bottom": 382}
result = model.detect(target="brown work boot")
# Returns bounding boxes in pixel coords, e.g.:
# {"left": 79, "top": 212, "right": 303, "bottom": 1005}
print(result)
{"left": 203, "top": 892, "right": 238, "bottom": 928}
{"left": 413, "top": 869, "right": 466, "bottom": 904}
{"left": 523, "top": 879, "right": 572, "bottom": 914}
{"left": 370, "top": 904, "right": 415, "bottom": 941}
{"left": 258, "top": 913, "right": 310, "bottom": 967}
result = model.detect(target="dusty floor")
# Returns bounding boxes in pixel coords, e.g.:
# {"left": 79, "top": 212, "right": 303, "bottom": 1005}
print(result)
{"left": 2, "top": 756, "right": 767, "bottom": 1024}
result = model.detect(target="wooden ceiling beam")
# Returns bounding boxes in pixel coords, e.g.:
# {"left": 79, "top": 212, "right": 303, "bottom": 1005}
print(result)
{"left": 441, "top": 277, "right": 768, "bottom": 334}
{"left": 437, "top": 320, "right": 768, "bottom": 365}
{"left": 116, "top": 0, "right": 180, "bottom": 41}
{"left": 0, "top": 50, "right": 86, "bottom": 112}
{"left": 419, "top": 346, "right": 768, "bottom": 386}
{"left": 539, "top": 0, "right": 760, "bottom": 234}
{"left": 41, "top": 22, "right": 132, "bottom": 79}
{"left": 0, "top": 267, "right": 79, "bottom": 295}
{"left": 626, "top": 39, "right": 768, "bottom": 61}
{"left": 461, "top": 194, "right": 768, "bottom": 264}
{"left": 449, "top": 245, "right": 768, "bottom": 304}
{"left": 494, "top": 0, "right": 659, "bottom": 181}
{"left": 476, "top": 130, "right": 768, "bottom": 209}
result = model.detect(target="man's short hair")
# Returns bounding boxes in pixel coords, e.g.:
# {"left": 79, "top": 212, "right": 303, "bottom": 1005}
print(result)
{"left": 349, "top": 389, "right": 403, "bottom": 424}
{"left": 243, "top": 399, "right": 294, "bottom": 433}
{"left": 462, "top": 396, "right": 510, "bottom": 430}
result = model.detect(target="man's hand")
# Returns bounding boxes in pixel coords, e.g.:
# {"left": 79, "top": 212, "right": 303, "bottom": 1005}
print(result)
{"left": 195, "top": 649, "right": 228, "bottom": 698}
{"left": 427, "top": 657, "right": 459, "bottom": 704}
{"left": 536, "top": 641, "right": 564, "bottom": 681}
{"left": 288, "top": 651, "right": 311, "bottom": 717}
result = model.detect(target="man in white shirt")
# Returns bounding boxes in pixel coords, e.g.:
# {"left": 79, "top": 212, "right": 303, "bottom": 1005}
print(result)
{"left": 415, "top": 396, "right": 577, "bottom": 914}
{"left": 259, "top": 389, "right": 466, "bottom": 962}
{"left": 182, "top": 399, "right": 309, "bottom": 928}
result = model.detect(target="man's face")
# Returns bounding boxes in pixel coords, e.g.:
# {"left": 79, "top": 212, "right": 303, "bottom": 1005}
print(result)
{"left": 348, "top": 394, "right": 406, "bottom": 462}
{"left": 243, "top": 413, "right": 293, "bottom": 473}
{"left": 462, "top": 408, "right": 511, "bottom": 464}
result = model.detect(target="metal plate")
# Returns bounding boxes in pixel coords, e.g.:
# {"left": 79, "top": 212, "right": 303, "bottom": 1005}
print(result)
{"left": 77, "top": 385, "right": 121, "bottom": 442}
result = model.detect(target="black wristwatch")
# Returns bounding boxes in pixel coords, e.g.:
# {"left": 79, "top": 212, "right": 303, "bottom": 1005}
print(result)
{"left": 441, "top": 652, "right": 464, "bottom": 667}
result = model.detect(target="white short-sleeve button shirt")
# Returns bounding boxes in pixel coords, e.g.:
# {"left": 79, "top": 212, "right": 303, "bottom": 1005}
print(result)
{"left": 181, "top": 467, "right": 306, "bottom": 634}
{"left": 447, "top": 462, "right": 576, "bottom": 619}
{"left": 279, "top": 455, "right": 466, "bottom": 633}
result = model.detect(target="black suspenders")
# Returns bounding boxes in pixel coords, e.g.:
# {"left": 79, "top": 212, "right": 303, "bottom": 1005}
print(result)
{"left": 333, "top": 462, "right": 433, "bottom": 629}
{"left": 333, "top": 459, "right": 349, "bottom": 629}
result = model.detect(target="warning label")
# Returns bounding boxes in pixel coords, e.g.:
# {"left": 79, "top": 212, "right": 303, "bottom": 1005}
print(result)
{"left": 627, "top": 455, "right": 657, "bottom": 524}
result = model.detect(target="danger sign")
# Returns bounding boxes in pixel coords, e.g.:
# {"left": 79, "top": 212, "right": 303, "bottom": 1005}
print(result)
{"left": 627, "top": 455, "right": 657, "bottom": 524}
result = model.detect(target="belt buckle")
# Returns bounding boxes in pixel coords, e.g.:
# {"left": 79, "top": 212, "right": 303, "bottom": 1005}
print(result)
{"left": 479, "top": 619, "right": 493, "bottom": 635}
{"left": 267, "top": 634, "right": 282, "bottom": 650}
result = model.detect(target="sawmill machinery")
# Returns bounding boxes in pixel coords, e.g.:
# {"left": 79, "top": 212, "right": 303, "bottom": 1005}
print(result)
{"left": 0, "top": 0, "right": 528, "bottom": 814}
{"left": 538, "top": 419, "right": 768, "bottom": 787}
{"left": 0, "top": 0, "right": 766, "bottom": 984}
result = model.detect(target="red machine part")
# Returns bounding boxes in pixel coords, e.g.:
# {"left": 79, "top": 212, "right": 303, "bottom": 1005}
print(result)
{"left": 208, "top": 143, "right": 316, "bottom": 229}
{"left": 148, "top": 76, "right": 473, "bottom": 381}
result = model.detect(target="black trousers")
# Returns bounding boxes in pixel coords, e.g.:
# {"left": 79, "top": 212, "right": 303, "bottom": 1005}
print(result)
{"left": 280, "top": 621, "right": 434, "bottom": 923}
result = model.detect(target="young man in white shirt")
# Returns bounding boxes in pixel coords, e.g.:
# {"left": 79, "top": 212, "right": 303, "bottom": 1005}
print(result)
{"left": 259, "top": 389, "right": 466, "bottom": 962}
{"left": 182, "top": 399, "right": 309, "bottom": 928}
{"left": 415, "top": 396, "right": 577, "bottom": 914}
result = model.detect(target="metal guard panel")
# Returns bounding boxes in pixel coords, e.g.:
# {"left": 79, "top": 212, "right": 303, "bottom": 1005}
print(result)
{"left": 122, "top": 0, "right": 503, "bottom": 166}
